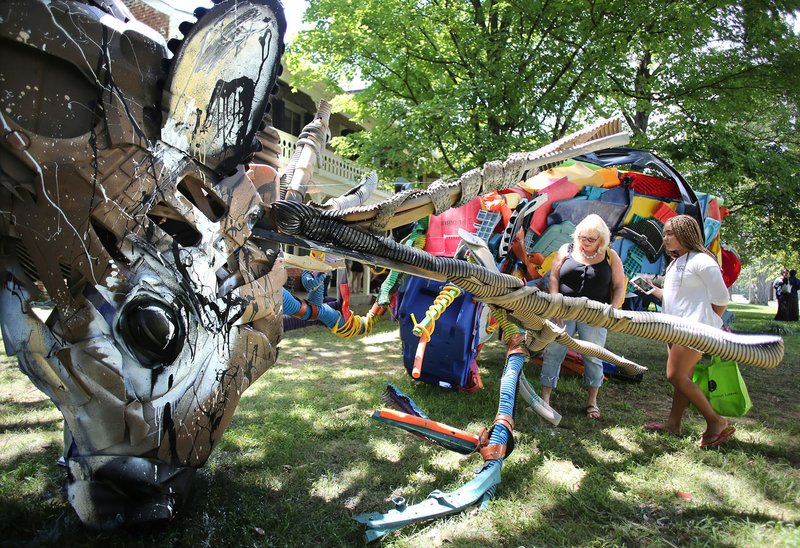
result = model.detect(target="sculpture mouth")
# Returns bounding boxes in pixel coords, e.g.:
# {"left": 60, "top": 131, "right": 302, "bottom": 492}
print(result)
{"left": 66, "top": 455, "right": 196, "bottom": 530}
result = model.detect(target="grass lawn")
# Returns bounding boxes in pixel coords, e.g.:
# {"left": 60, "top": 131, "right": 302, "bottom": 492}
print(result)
{"left": 1, "top": 303, "right": 798, "bottom": 546}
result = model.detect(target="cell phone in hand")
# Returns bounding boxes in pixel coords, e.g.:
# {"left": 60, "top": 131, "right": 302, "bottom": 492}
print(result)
{"left": 630, "top": 274, "right": 656, "bottom": 295}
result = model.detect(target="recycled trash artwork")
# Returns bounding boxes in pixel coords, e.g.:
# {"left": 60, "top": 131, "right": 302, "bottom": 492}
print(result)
{"left": 0, "top": 0, "right": 288, "bottom": 528}
{"left": 0, "top": 0, "right": 783, "bottom": 539}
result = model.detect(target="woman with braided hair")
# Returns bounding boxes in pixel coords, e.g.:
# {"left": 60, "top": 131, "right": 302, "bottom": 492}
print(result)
{"left": 641, "top": 215, "right": 734, "bottom": 448}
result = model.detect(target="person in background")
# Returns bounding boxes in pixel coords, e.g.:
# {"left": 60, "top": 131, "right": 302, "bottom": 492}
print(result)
{"left": 349, "top": 260, "right": 364, "bottom": 293}
{"left": 640, "top": 215, "right": 733, "bottom": 448}
{"left": 540, "top": 214, "right": 626, "bottom": 419}
{"left": 787, "top": 269, "right": 800, "bottom": 321}
{"left": 773, "top": 267, "right": 790, "bottom": 321}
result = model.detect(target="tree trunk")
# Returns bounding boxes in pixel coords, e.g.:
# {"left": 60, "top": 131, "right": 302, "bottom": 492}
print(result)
{"left": 746, "top": 259, "right": 772, "bottom": 305}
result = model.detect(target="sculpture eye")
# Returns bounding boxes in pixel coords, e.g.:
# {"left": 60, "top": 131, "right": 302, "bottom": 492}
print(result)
{"left": 118, "top": 299, "right": 185, "bottom": 368}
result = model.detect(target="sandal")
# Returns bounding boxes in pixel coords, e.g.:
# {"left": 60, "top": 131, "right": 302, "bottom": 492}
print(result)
{"left": 699, "top": 425, "right": 735, "bottom": 449}
{"left": 585, "top": 405, "right": 601, "bottom": 420}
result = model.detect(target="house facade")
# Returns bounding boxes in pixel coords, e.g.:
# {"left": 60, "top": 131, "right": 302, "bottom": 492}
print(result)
{"left": 125, "top": 1, "right": 390, "bottom": 298}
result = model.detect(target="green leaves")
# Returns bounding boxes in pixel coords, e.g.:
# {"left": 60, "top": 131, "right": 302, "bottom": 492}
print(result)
{"left": 290, "top": 0, "right": 800, "bottom": 264}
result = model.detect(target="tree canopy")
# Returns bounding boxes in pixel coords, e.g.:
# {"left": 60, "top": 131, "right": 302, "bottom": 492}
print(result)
{"left": 288, "top": 0, "right": 800, "bottom": 266}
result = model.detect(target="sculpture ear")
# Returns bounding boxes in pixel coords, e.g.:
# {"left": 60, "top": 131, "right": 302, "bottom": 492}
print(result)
{"left": 161, "top": 0, "right": 286, "bottom": 176}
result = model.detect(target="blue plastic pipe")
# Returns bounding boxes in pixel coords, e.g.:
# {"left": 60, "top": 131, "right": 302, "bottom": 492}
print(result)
{"left": 282, "top": 285, "right": 351, "bottom": 331}
{"left": 301, "top": 271, "right": 325, "bottom": 305}
{"left": 488, "top": 352, "right": 525, "bottom": 451}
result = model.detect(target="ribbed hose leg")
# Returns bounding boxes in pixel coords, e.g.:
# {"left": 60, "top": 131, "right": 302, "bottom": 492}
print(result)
{"left": 487, "top": 352, "right": 525, "bottom": 454}
{"left": 301, "top": 271, "right": 326, "bottom": 305}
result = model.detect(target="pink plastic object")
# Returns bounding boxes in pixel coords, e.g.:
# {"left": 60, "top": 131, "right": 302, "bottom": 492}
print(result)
{"left": 424, "top": 197, "right": 482, "bottom": 256}
{"left": 530, "top": 177, "right": 581, "bottom": 235}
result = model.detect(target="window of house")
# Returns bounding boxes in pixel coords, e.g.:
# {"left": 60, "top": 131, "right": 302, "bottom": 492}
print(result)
{"left": 270, "top": 97, "right": 285, "bottom": 129}
{"left": 287, "top": 109, "right": 304, "bottom": 136}
{"left": 269, "top": 98, "right": 306, "bottom": 136}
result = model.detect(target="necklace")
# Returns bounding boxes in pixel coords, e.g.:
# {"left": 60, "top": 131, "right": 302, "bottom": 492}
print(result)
{"left": 582, "top": 250, "right": 599, "bottom": 260}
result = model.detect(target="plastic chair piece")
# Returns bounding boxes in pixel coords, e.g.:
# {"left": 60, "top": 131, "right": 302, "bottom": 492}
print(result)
{"left": 529, "top": 221, "right": 576, "bottom": 256}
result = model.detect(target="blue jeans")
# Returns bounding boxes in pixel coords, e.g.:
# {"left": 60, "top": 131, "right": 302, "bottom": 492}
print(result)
{"left": 540, "top": 320, "right": 607, "bottom": 389}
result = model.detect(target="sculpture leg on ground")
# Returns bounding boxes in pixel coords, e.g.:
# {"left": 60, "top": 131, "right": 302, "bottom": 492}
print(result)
{"left": 282, "top": 270, "right": 385, "bottom": 338}
{"left": 355, "top": 330, "right": 526, "bottom": 542}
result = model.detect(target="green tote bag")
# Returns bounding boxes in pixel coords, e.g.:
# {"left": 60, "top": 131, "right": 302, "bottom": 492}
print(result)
{"left": 692, "top": 356, "right": 752, "bottom": 417}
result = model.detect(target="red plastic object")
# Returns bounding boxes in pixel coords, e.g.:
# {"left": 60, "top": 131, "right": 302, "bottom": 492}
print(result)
{"left": 707, "top": 197, "right": 721, "bottom": 221}
{"left": 531, "top": 349, "right": 584, "bottom": 374}
{"left": 480, "top": 191, "right": 513, "bottom": 227}
{"left": 721, "top": 247, "right": 741, "bottom": 288}
{"left": 623, "top": 171, "right": 682, "bottom": 200}
{"left": 460, "top": 359, "right": 484, "bottom": 393}
{"left": 653, "top": 201, "right": 678, "bottom": 223}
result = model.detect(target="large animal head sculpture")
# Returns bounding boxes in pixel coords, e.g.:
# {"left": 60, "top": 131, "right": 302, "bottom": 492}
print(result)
{"left": 0, "top": 0, "right": 286, "bottom": 528}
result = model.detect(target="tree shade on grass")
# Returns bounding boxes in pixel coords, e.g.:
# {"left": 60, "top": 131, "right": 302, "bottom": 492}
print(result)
{"left": 0, "top": 303, "right": 798, "bottom": 545}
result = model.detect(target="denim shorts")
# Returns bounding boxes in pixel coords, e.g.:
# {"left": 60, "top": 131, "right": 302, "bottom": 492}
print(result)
{"left": 540, "top": 320, "right": 607, "bottom": 389}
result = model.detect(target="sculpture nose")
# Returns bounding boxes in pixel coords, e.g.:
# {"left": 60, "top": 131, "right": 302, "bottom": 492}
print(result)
{"left": 66, "top": 455, "right": 195, "bottom": 530}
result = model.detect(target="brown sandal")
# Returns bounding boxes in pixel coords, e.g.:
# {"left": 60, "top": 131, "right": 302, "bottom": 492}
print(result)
{"left": 585, "top": 405, "right": 601, "bottom": 419}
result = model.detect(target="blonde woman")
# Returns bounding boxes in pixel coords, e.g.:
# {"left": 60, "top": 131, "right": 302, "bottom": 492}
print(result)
{"left": 540, "top": 214, "right": 626, "bottom": 419}
{"left": 640, "top": 215, "right": 733, "bottom": 448}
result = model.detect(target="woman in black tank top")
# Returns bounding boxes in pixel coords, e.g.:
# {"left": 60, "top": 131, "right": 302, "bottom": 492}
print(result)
{"left": 558, "top": 244, "right": 614, "bottom": 303}
{"left": 539, "top": 214, "right": 626, "bottom": 419}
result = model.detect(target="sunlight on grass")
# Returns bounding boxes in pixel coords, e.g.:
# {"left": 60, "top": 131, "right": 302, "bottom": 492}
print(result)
{"left": 288, "top": 403, "right": 322, "bottom": 424}
{"left": 738, "top": 425, "right": 796, "bottom": 450}
{"left": 326, "top": 366, "right": 379, "bottom": 379}
{"left": 312, "top": 350, "right": 345, "bottom": 359}
{"left": 699, "top": 467, "right": 798, "bottom": 519}
{"left": 410, "top": 467, "right": 437, "bottom": 485}
{"left": 310, "top": 464, "right": 368, "bottom": 502}
{"left": 367, "top": 437, "right": 405, "bottom": 463}
{"left": 581, "top": 440, "right": 629, "bottom": 464}
{"left": 412, "top": 516, "right": 501, "bottom": 546}
{"left": 0, "top": 406, "right": 62, "bottom": 432}
{"left": 618, "top": 451, "right": 708, "bottom": 496}
{"left": 279, "top": 336, "right": 315, "bottom": 348}
{"left": 618, "top": 451, "right": 800, "bottom": 521}
{"left": 429, "top": 449, "right": 467, "bottom": 472}
{"left": 537, "top": 458, "right": 585, "bottom": 490}
{"left": 362, "top": 345, "right": 392, "bottom": 355}
{"left": 0, "top": 431, "right": 61, "bottom": 465}
{"left": 265, "top": 366, "right": 325, "bottom": 380}
{"left": 505, "top": 434, "right": 537, "bottom": 466}
{"left": 357, "top": 329, "right": 401, "bottom": 346}
{"left": 606, "top": 426, "right": 645, "bottom": 454}
{"left": 231, "top": 443, "right": 272, "bottom": 466}
{"left": 727, "top": 519, "right": 800, "bottom": 547}
{"left": 2, "top": 308, "right": 798, "bottom": 546}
